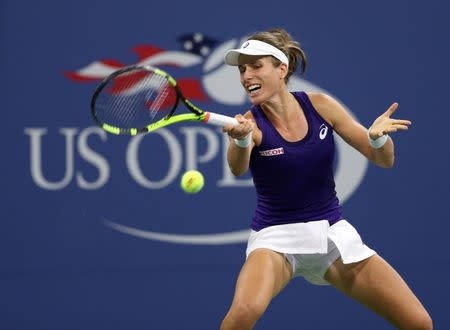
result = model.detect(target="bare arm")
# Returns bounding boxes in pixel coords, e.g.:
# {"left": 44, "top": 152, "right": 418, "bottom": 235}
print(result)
{"left": 309, "top": 93, "right": 411, "bottom": 168}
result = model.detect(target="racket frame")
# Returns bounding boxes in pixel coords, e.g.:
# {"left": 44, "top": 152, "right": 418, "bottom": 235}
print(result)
{"left": 91, "top": 65, "right": 211, "bottom": 135}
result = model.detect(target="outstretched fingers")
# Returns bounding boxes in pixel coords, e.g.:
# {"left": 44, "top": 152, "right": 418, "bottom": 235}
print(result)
{"left": 370, "top": 103, "right": 412, "bottom": 138}
{"left": 389, "top": 119, "right": 412, "bottom": 132}
{"left": 383, "top": 102, "right": 399, "bottom": 117}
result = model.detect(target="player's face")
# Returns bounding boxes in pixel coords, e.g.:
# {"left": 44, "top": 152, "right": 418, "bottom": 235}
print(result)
{"left": 237, "top": 55, "right": 285, "bottom": 104}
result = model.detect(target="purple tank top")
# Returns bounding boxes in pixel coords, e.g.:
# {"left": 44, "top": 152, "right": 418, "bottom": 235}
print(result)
{"left": 249, "top": 91, "right": 342, "bottom": 231}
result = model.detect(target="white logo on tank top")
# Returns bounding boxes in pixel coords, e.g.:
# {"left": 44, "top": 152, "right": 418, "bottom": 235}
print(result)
{"left": 259, "top": 147, "right": 284, "bottom": 156}
{"left": 319, "top": 124, "right": 328, "bottom": 140}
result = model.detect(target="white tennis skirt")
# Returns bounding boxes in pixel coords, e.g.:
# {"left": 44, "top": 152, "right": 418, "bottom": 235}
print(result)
{"left": 246, "top": 220, "right": 376, "bottom": 285}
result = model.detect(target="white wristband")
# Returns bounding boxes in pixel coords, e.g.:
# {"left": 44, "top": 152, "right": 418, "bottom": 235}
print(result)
{"left": 234, "top": 134, "right": 252, "bottom": 148}
{"left": 368, "top": 130, "right": 388, "bottom": 149}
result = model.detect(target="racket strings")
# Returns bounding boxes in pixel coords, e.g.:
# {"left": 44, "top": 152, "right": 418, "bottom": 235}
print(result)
{"left": 96, "top": 74, "right": 137, "bottom": 127}
{"left": 111, "top": 86, "right": 133, "bottom": 126}
{"left": 149, "top": 80, "right": 171, "bottom": 118}
{"left": 122, "top": 70, "right": 155, "bottom": 127}
{"left": 126, "top": 73, "right": 148, "bottom": 126}
{"left": 94, "top": 69, "right": 177, "bottom": 130}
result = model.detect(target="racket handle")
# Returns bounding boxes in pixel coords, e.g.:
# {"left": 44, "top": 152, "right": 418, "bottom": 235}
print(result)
{"left": 204, "top": 112, "right": 239, "bottom": 127}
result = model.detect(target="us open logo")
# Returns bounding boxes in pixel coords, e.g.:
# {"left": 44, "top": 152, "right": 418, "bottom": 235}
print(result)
{"left": 28, "top": 33, "right": 368, "bottom": 245}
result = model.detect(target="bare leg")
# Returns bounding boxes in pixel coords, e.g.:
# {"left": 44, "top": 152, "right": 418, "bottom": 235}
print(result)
{"left": 220, "top": 248, "right": 292, "bottom": 330}
{"left": 325, "top": 254, "right": 432, "bottom": 329}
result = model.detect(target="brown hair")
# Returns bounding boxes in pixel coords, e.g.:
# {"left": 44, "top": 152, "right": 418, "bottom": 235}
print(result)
{"left": 247, "top": 28, "right": 307, "bottom": 82}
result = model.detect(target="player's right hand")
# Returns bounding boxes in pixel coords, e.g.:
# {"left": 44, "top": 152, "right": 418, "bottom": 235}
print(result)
{"left": 223, "top": 114, "right": 254, "bottom": 140}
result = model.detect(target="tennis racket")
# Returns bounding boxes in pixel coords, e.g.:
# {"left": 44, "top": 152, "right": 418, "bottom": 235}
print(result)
{"left": 90, "top": 65, "right": 239, "bottom": 135}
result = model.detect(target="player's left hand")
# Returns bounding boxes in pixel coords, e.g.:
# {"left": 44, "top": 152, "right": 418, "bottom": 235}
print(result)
{"left": 369, "top": 103, "right": 412, "bottom": 139}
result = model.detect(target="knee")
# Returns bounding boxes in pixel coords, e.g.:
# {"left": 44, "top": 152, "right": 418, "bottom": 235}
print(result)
{"left": 415, "top": 313, "right": 433, "bottom": 330}
{"left": 401, "top": 311, "right": 433, "bottom": 330}
{"left": 221, "top": 301, "right": 265, "bottom": 329}
{"left": 235, "top": 301, "right": 265, "bottom": 321}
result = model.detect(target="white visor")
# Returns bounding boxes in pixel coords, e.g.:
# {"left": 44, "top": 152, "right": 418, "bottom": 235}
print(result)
{"left": 224, "top": 40, "right": 289, "bottom": 66}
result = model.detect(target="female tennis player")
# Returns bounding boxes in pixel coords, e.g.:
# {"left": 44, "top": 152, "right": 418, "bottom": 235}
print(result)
{"left": 220, "top": 28, "right": 432, "bottom": 329}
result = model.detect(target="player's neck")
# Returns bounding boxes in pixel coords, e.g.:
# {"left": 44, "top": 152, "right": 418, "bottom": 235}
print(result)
{"left": 261, "top": 89, "right": 298, "bottom": 119}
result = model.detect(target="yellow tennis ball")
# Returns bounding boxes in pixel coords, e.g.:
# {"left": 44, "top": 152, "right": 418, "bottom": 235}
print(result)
{"left": 180, "top": 170, "right": 204, "bottom": 193}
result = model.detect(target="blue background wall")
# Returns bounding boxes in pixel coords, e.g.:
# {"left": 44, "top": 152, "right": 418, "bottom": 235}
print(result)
{"left": 1, "top": 0, "right": 449, "bottom": 329}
